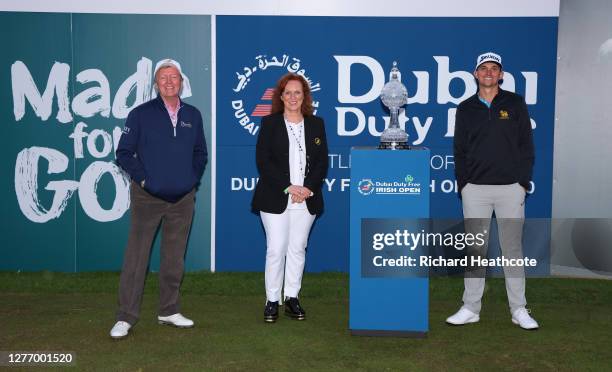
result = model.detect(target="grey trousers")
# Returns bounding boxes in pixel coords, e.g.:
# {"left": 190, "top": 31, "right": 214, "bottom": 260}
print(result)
{"left": 116, "top": 182, "right": 195, "bottom": 325}
{"left": 461, "top": 183, "right": 527, "bottom": 314}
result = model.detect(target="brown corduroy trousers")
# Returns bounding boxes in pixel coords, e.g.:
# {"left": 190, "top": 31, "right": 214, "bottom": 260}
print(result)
{"left": 115, "top": 182, "right": 195, "bottom": 325}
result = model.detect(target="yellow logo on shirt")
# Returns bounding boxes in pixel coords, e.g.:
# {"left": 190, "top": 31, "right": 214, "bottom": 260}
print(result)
{"left": 499, "top": 110, "right": 510, "bottom": 119}
{"left": 314, "top": 137, "right": 321, "bottom": 145}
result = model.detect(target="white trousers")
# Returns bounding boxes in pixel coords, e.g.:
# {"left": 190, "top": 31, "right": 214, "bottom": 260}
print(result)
{"left": 461, "top": 183, "right": 527, "bottom": 314}
{"left": 261, "top": 209, "right": 316, "bottom": 302}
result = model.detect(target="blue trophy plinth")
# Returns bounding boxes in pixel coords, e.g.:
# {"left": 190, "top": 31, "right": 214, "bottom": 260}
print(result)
{"left": 349, "top": 147, "right": 430, "bottom": 337}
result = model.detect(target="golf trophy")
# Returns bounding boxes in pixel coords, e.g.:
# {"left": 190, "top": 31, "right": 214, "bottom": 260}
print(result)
{"left": 378, "top": 61, "right": 410, "bottom": 150}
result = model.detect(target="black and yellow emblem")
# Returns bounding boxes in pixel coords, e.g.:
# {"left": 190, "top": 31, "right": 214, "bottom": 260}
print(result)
{"left": 314, "top": 137, "right": 321, "bottom": 145}
{"left": 499, "top": 110, "right": 510, "bottom": 119}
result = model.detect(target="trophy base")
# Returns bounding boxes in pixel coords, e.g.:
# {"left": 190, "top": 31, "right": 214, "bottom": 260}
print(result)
{"left": 378, "top": 141, "right": 411, "bottom": 150}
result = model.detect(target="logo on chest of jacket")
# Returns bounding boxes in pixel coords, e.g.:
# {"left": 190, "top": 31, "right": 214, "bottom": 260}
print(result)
{"left": 180, "top": 121, "right": 192, "bottom": 128}
{"left": 499, "top": 110, "right": 510, "bottom": 120}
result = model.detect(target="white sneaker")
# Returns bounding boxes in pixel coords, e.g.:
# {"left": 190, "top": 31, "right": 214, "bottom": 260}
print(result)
{"left": 110, "top": 321, "right": 131, "bottom": 339}
{"left": 446, "top": 308, "right": 480, "bottom": 325}
{"left": 512, "top": 308, "right": 539, "bottom": 330}
{"left": 157, "top": 313, "right": 194, "bottom": 328}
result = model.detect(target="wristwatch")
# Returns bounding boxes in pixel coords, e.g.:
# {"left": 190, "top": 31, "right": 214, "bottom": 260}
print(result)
{"left": 140, "top": 180, "right": 145, "bottom": 188}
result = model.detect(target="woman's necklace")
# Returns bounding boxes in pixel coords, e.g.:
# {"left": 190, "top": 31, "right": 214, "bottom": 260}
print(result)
{"left": 286, "top": 120, "right": 306, "bottom": 179}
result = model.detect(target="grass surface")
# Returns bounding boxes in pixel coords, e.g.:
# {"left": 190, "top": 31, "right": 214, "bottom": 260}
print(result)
{"left": 1, "top": 272, "right": 611, "bottom": 371}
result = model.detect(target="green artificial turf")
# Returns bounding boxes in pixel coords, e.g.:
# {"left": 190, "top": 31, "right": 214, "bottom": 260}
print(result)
{"left": 0, "top": 272, "right": 611, "bottom": 371}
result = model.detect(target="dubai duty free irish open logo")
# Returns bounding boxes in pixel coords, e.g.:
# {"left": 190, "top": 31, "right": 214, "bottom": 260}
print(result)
{"left": 357, "top": 175, "right": 422, "bottom": 196}
{"left": 230, "top": 54, "right": 322, "bottom": 138}
{"left": 358, "top": 179, "right": 375, "bottom": 196}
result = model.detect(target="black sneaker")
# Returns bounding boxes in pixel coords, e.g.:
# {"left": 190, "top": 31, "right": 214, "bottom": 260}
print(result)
{"left": 264, "top": 301, "right": 279, "bottom": 323}
{"left": 284, "top": 297, "right": 306, "bottom": 320}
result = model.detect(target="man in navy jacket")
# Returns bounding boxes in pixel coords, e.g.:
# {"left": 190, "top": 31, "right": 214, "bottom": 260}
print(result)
{"left": 110, "top": 59, "right": 207, "bottom": 339}
{"left": 447, "top": 52, "right": 538, "bottom": 330}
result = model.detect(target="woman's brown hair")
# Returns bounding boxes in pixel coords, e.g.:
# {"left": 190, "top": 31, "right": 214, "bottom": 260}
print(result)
{"left": 271, "top": 73, "right": 314, "bottom": 116}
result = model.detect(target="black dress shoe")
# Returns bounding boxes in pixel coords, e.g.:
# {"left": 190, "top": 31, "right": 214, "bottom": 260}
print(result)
{"left": 284, "top": 297, "right": 306, "bottom": 320}
{"left": 264, "top": 301, "right": 279, "bottom": 323}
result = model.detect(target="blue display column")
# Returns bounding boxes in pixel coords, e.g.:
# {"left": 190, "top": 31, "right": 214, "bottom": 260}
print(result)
{"left": 349, "top": 147, "right": 430, "bottom": 337}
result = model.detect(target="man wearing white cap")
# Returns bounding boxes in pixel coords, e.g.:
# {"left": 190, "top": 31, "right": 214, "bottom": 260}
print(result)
{"left": 110, "top": 59, "right": 207, "bottom": 339}
{"left": 448, "top": 52, "right": 539, "bottom": 330}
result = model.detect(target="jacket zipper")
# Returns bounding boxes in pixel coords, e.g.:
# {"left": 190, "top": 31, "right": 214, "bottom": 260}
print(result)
{"left": 173, "top": 104, "right": 183, "bottom": 138}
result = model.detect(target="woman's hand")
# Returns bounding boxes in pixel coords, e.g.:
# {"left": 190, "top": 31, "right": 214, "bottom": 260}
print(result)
{"left": 291, "top": 194, "right": 305, "bottom": 203}
{"left": 287, "top": 185, "right": 313, "bottom": 203}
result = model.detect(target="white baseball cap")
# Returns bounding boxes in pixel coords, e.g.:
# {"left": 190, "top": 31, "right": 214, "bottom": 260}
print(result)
{"left": 475, "top": 52, "right": 502, "bottom": 69}
{"left": 154, "top": 58, "right": 183, "bottom": 77}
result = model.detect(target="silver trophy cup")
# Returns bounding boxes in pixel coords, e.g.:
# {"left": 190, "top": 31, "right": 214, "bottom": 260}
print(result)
{"left": 379, "top": 61, "right": 410, "bottom": 150}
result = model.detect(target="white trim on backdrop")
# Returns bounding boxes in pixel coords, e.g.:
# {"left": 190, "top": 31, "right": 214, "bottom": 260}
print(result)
{"left": 210, "top": 15, "right": 217, "bottom": 273}
{"left": 0, "top": 0, "right": 560, "bottom": 17}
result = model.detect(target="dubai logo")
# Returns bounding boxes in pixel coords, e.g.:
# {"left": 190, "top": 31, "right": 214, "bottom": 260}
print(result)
{"left": 499, "top": 110, "right": 509, "bottom": 119}
{"left": 358, "top": 179, "right": 375, "bottom": 196}
{"left": 230, "top": 54, "right": 321, "bottom": 137}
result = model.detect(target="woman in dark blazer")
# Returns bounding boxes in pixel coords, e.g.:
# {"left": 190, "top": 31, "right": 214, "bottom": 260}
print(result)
{"left": 252, "top": 73, "right": 328, "bottom": 323}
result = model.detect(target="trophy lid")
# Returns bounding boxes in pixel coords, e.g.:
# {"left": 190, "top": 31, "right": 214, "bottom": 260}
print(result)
{"left": 380, "top": 61, "right": 408, "bottom": 109}
{"left": 390, "top": 61, "right": 402, "bottom": 82}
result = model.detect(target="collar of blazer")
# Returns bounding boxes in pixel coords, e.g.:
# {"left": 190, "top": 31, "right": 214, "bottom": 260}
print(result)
{"left": 271, "top": 113, "right": 317, "bottom": 155}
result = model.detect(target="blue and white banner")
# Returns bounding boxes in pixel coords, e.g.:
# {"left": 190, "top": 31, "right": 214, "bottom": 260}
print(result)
{"left": 215, "top": 16, "right": 558, "bottom": 272}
